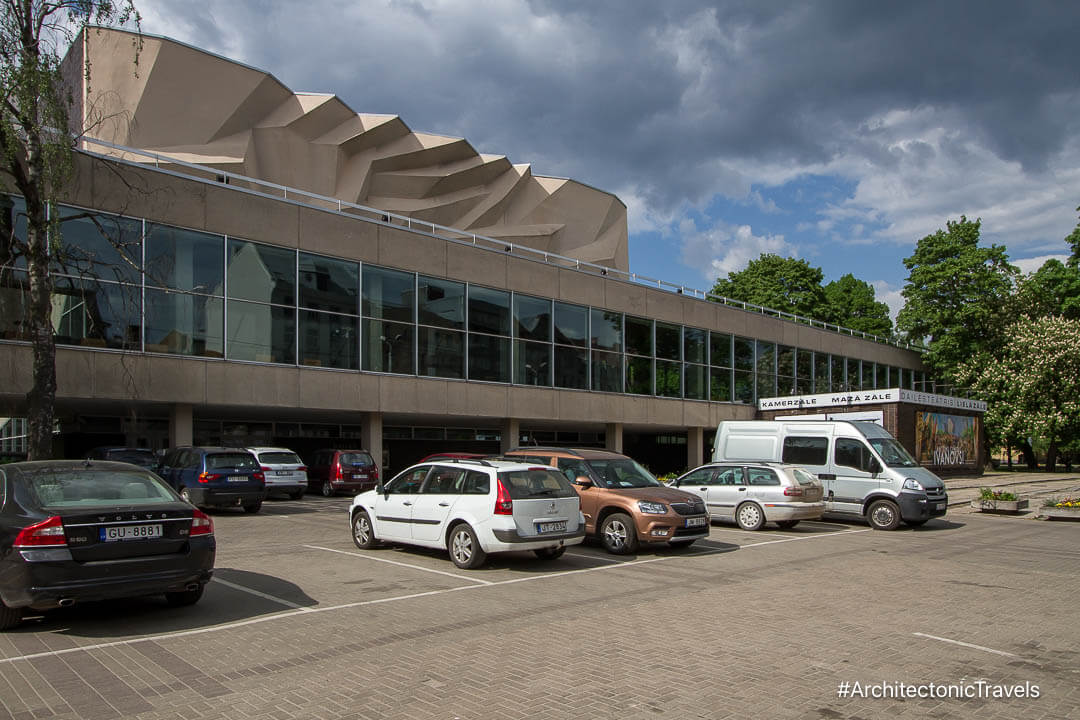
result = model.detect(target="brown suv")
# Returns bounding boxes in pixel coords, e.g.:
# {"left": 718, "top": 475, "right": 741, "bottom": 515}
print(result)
{"left": 502, "top": 447, "right": 708, "bottom": 554}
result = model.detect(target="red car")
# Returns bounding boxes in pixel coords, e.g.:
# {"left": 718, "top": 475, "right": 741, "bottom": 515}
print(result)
{"left": 306, "top": 449, "right": 379, "bottom": 497}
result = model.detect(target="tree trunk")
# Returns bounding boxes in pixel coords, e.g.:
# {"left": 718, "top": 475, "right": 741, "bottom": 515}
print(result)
{"left": 1046, "top": 438, "right": 1058, "bottom": 473}
{"left": 24, "top": 201, "right": 56, "bottom": 460}
{"left": 1017, "top": 440, "right": 1037, "bottom": 470}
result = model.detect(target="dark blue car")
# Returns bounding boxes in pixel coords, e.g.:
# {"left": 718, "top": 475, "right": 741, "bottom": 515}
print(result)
{"left": 156, "top": 447, "right": 266, "bottom": 513}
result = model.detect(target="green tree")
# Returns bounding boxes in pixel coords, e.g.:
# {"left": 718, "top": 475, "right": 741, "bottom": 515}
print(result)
{"left": 710, "top": 253, "right": 830, "bottom": 319}
{"left": 956, "top": 316, "right": 1080, "bottom": 472}
{"left": 896, "top": 216, "right": 1018, "bottom": 380}
{"left": 1012, "top": 259, "right": 1080, "bottom": 320}
{"left": 822, "top": 274, "right": 893, "bottom": 339}
{"left": 0, "top": 1, "right": 140, "bottom": 459}
{"left": 1066, "top": 205, "right": 1080, "bottom": 268}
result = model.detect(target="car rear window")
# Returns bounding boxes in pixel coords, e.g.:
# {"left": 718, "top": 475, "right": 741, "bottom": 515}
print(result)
{"left": 792, "top": 468, "right": 818, "bottom": 486}
{"left": 498, "top": 469, "right": 577, "bottom": 499}
{"left": 104, "top": 449, "right": 158, "bottom": 467}
{"left": 23, "top": 469, "right": 177, "bottom": 508}
{"left": 206, "top": 453, "right": 259, "bottom": 470}
{"left": 340, "top": 452, "right": 374, "bottom": 466}
{"left": 259, "top": 451, "right": 302, "bottom": 465}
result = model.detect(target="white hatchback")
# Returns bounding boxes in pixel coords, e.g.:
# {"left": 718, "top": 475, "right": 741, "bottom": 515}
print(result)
{"left": 348, "top": 459, "right": 586, "bottom": 568}
{"left": 247, "top": 447, "right": 308, "bottom": 500}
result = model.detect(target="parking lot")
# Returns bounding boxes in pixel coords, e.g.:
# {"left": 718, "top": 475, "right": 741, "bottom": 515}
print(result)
{"left": 1, "top": 495, "right": 1078, "bottom": 720}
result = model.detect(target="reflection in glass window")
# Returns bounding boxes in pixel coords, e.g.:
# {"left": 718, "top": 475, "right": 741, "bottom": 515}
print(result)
{"left": 756, "top": 369, "right": 776, "bottom": 400}
{"left": 777, "top": 345, "right": 794, "bottom": 377}
{"left": 514, "top": 294, "right": 551, "bottom": 341}
{"left": 145, "top": 224, "right": 223, "bottom": 293}
{"left": 734, "top": 370, "right": 754, "bottom": 403}
{"left": 656, "top": 360, "right": 681, "bottom": 397}
{"left": 847, "top": 358, "right": 860, "bottom": 391}
{"left": 300, "top": 310, "right": 357, "bottom": 369}
{"left": 144, "top": 289, "right": 223, "bottom": 357}
{"left": 684, "top": 328, "right": 705, "bottom": 364}
{"left": 418, "top": 276, "right": 465, "bottom": 330}
{"left": 710, "top": 367, "right": 732, "bottom": 401}
{"left": 418, "top": 327, "right": 464, "bottom": 378}
{"left": 626, "top": 355, "right": 652, "bottom": 395}
{"left": 227, "top": 239, "right": 296, "bottom": 306}
{"left": 831, "top": 355, "right": 845, "bottom": 391}
{"left": 756, "top": 341, "right": 775, "bottom": 376}
{"left": 685, "top": 363, "right": 707, "bottom": 400}
{"left": 554, "top": 345, "right": 588, "bottom": 389}
{"left": 734, "top": 337, "right": 754, "bottom": 371}
{"left": 362, "top": 318, "right": 414, "bottom": 374}
{"left": 226, "top": 300, "right": 295, "bottom": 363}
{"left": 864, "top": 362, "right": 877, "bottom": 390}
{"left": 299, "top": 253, "right": 357, "bottom": 314}
{"left": 469, "top": 286, "right": 510, "bottom": 335}
{"left": 363, "top": 266, "right": 415, "bottom": 323}
{"left": 469, "top": 333, "right": 510, "bottom": 382}
{"left": 554, "top": 302, "right": 588, "bottom": 346}
{"left": 591, "top": 350, "right": 622, "bottom": 392}
{"left": 814, "top": 353, "right": 830, "bottom": 393}
{"left": 625, "top": 316, "right": 652, "bottom": 356}
{"left": 0, "top": 194, "right": 27, "bottom": 269}
{"left": 656, "top": 322, "right": 680, "bottom": 361}
{"left": 0, "top": 269, "right": 28, "bottom": 339}
{"left": 515, "top": 340, "right": 551, "bottom": 385}
{"left": 591, "top": 309, "right": 622, "bottom": 352}
{"left": 51, "top": 277, "right": 141, "bottom": 350}
{"left": 54, "top": 206, "right": 142, "bottom": 284}
{"left": 710, "top": 332, "right": 731, "bottom": 368}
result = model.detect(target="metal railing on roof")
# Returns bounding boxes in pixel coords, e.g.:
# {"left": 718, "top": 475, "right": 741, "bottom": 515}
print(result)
{"left": 76, "top": 136, "right": 923, "bottom": 352}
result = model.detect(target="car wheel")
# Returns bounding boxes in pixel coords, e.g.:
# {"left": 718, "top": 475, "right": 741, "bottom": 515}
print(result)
{"left": 352, "top": 510, "right": 379, "bottom": 549}
{"left": 242, "top": 501, "right": 262, "bottom": 514}
{"left": 776, "top": 520, "right": 800, "bottom": 529}
{"left": 321, "top": 481, "right": 335, "bottom": 498}
{"left": 905, "top": 518, "right": 928, "bottom": 527}
{"left": 165, "top": 584, "right": 204, "bottom": 607}
{"left": 448, "top": 524, "right": 487, "bottom": 569}
{"left": 599, "top": 512, "right": 639, "bottom": 555}
{"left": 533, "top": 546, "right": 566, "bottom": 560}
{"left": 0, "top": 601, "right": 23, "bottom": 631}
{"left": 735, "top": 502, "right": 765, "bottom": 531}
{"left": 289, "top": 490, "right": 304, "bottom": 500}
{"left": 867, "top": 499, "right": 901, "bottom": 530}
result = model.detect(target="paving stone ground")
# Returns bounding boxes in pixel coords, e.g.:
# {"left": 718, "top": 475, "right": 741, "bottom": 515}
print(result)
{"left": 1, "top": 489, "right": 1077, "bottom": 720}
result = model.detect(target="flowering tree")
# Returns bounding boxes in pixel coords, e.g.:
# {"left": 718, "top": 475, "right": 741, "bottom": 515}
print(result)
{"left": 956, "top": 316, "right": 1080, "bottom": 471}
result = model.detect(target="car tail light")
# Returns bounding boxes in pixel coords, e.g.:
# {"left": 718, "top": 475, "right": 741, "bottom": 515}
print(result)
{"left": 372, "top": 466, "right": 379, "bottom": 480}
{"left": 252, "top": 471, "right": 265, "bottom": 482}
{"left": 261, "top": 465, "right": 272, "bottom": 471}
{"left": 783, "top": 486, "right": 803, "bottom": 496}
{"left": 334, "top": 464, "right": 344, "bottom": 481}
{"left": 198, "top": 472, "right": 222, "bottom": 483}
{"left": 298, "top": 466, "right": 307, "bottom": 473}
{"left": 190, "top": 509, "right": 214, "bottom": 537}
{"left": 494, "top": 479, "right": 513, "bottom": 515}
{"left": 14, "top": 516, "right": 68, "bottom": 547}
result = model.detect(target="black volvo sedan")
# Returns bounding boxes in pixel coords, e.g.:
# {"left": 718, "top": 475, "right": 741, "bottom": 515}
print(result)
{"left": 0, "top": 460, "right": 216, "bottom": 631}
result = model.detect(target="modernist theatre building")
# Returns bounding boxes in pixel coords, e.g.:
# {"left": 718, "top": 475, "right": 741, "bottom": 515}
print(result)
{"left": 0, "top": 29, "right": 952, "bottom": 474}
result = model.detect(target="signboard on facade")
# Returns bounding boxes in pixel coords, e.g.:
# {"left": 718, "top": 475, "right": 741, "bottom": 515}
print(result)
{"left": 915, "top": 412, "right": 978, "bottom": 467}
{"left": 758, "top": 388, "right": 986, "bottom": 412}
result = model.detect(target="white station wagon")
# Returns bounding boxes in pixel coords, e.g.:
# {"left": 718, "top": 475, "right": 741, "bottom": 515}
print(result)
{"left": 348, "top": 459, "right": 586, "bottom": 568}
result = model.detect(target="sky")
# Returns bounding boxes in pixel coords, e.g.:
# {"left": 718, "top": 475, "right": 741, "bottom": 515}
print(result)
{"left": 133, "top": 0, "right": 1080, "bottom": 319}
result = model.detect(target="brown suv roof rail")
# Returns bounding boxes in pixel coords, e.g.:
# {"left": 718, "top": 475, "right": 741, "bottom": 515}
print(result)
{"left": 506, "top": 446, "right": 586, "bottom": 458}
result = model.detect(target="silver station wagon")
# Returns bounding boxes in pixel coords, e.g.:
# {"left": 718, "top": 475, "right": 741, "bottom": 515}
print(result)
{"left": 670, "top": 462, "right": 825, "bottom": 530}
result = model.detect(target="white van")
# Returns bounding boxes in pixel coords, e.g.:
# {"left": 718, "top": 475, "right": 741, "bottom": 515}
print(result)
{"left": 712, "top": 420, "right": 948, "bottom": 530}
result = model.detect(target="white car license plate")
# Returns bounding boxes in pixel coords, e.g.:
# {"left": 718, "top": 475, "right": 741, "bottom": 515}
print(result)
{"left": 685, "top": 517, "right": 707, "bottom": 528}
{"left": 101, "top": 524, "right": 162, "bottom": 542}
{"left": 537, "top": 521, "right": 566, "bottom": 534}
{"left": 936, "top": 503, "right": 946, "bottom": 510}
{"left": 228, "top": 476, "right": 248, "bottom": 482}
{"left": 276, "top": 470, "right": 292, "bottom": 476}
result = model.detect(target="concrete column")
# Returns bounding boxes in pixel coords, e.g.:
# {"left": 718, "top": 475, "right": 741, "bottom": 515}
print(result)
{"left": 687, "top": 426, "right": 705, "bottom": 470}
{"left": 362, "top": 412, "right": 383, "bottom": 473}
{"left": 605, "top": 423, "right": 623, "bottom": 454}
{"left": 169, "top": 404, "right": 193, "bottom": 447}
{"left": 500, "top": 418, "right": 520, "bottom": 454}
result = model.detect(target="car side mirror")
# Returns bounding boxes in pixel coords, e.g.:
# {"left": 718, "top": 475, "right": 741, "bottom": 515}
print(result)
{"left": 868, "top": 459, "right": 881, "bottom": 475}
{"left": 575, "top": 475, "right": 593, "bottom": 488}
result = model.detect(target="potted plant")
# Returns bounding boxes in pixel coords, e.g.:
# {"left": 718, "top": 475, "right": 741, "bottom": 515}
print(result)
{"left": 1041, "top": 496, "right": 1080, "bottom": 520}
{"left": 970, "top": 487, "right": 1029, "bottom": 513}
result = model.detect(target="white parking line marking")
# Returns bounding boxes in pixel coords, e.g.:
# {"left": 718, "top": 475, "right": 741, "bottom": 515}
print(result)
{"left": 563, "top": 551, "right": 624, "bottom": 564}
{"left": 0, "top": 526, "right": 867, "bottom": 666}
{"left": 913, "top": 632, "right": 1017, "bottom": 657}
{"left": 738, "top": 529, "right": 870, "bottom": 548}
{"left": 211, "top": 578, "right": 312, "bottom": 610}
{"left": 303, "top": 545, "right": 494, "bottom": 585}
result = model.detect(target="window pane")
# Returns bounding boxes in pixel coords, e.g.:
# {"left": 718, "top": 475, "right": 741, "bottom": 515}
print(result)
{"left": 625, "top": 316, "right": 652, "bottom": 356}
{"left": 418, "top": 327, "right": 464, "bottom": 378}
{"left": 591, "top": 350, "right": 622, "bottom": 392}
{"left": 710, "top": 332, "right": 731, "bottom": 368}
{"left": 626, "top": 355, "right": 652, "bottom": 395}
{"left": 514, "top": 294, "right": 551, "bottom": 341}
{"left": 710, "top": 367, "right": 732, "bottom": 401}
{"left": 554, "top": 345, "right": 588, "bottom": 389}
{"left": 0, "top": 195, "right": 27, "bottom": 269}
{"left": 656, "top": 322, "right": 680, "bottom": 361}
{"left": 796, "top": 349, "right": 812, "bottom": 380}
{"left": 591, "top": 309, "right": 622, "bottom": 352}
{"left": 227, "top": 239, "right": 295, "bottom": 306}
{"left": 777, "top": 345, "right": 794, "bottom": 377}
{"left": 734, "top": 370, "right": 754, "bottom": 403}
{"left": 847, "top": 358, "right": 860, "bottom": 390}
{"left": 469, "top": 285, "right": 510, "bottom": 335}
{"left": 685, "top": 364, "right": 707, "bottom": 400}
{"left": 227, "top": 300, "right": 295, "bottom": 363}
{"left": 418, "top": 276, "right": 464, "bottom": 330}
{"left": 362, "top": 319, "right": 414, "bottom": 373}
{"left": 684, "top": 328, "right": 705, "bottom": 364}
{"left": 300, "top": 310, "right": 357, "bottom": 369}
{"left": 514, "top": 340, "right": 551, "bottom": 385}
{"left": 146, "top": 224, "right": 223, "bottom": 293}
{"left": 145, "top": 289, "right": 224, "bottom": 357}
{"left": 299, "top": 253, "right": 357, "bottom": 314}
{"left": 656, "top": 359, "right": 681, "bottom": 397}
{"left": 734, "top": 337, "right": 754, "bottom": 371}
{"left": 51, "top": 277, "right": 140, "bottom": 350}
{"left": 814, "top": 353, "right": 830, "bottom": 393}
{"left": 756, "top": 370, "right": 776, "bottom": 399}
{"left": 554, "top": 302, "right": 588, "bottom": 347}
{"left": 0, "top": 269, "right": 28, "bottom": 339}
{"left": 756, "top": 341, "right": 775, "bottom": 376}
{"left": 783, "top": 437, "right": 829, "bottom": 465}
{"left": 363, "top": 266, "right": 415, "bottom": 323}
{"left": 469, "top": 333, "right": 510, "bottom": 382}
{"left": 54, "top": 206, "right": 142, "bottom": 284}
{"left": 831, "top": 355, "right": 845, "bottom": 391}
